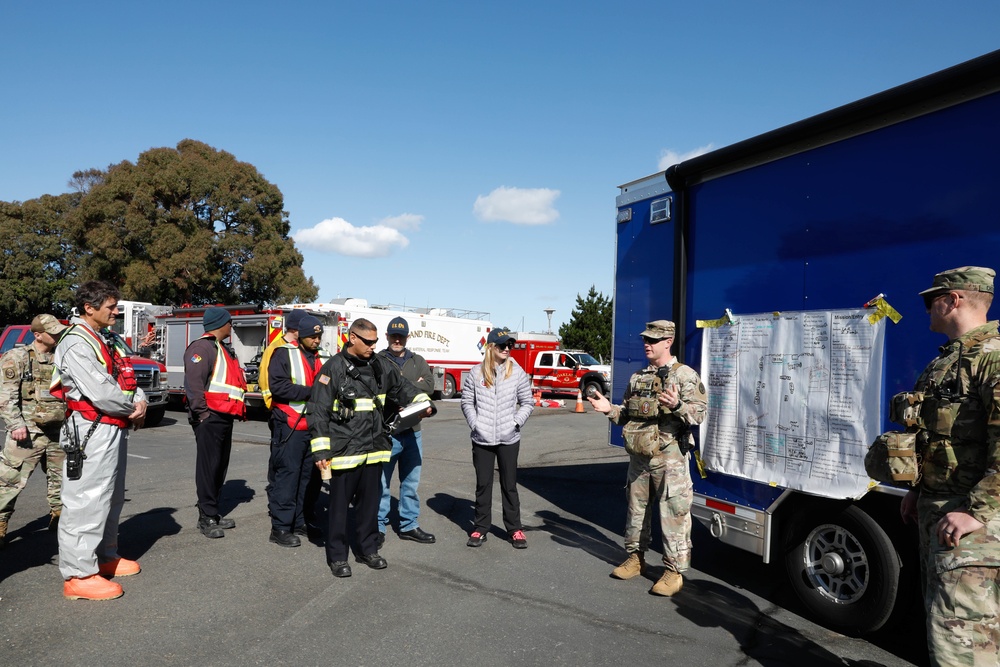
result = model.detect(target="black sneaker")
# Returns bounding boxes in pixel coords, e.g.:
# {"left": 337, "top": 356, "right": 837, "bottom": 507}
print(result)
{"left": 466, "top": 531, "right": 487, "bottom": 547}
{"left": 510, "top": 530, "right": 528, "bottom": 549}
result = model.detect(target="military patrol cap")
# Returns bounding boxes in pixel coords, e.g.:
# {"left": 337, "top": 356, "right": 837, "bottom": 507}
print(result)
{"left": 284, "top": 309, "right": 306, "bottom": 332}
{"left": 487, "top": 327, "right": 515, "bottom": 346}
{"left": 298, "top": 314, "right": 324, "bottom": 338}
{"left": 387, "top": 316, "right": 410, "bottom": 337}
{"left": 31, "top": 314, "right": 67, "bottom": 335}
{"left": 918, "top": 266, "right": 995, "bottom": 296}
{"left": 640, "top": 320, "right": 675, "bottom": 340}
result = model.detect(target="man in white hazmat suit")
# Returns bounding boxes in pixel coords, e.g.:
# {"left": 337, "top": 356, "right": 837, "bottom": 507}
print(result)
{"left": 51, "top": 281, "right": 147, "bottom": 601}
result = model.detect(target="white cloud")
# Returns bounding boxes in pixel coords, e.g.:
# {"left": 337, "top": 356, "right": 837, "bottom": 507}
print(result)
{"left": 473, "top": 186, "right": 560, "bottom": 225}
{"left": 293, "top": 217, "right": 410, "bottom": 258}
{"left": 379, "top": 213, "right": 423, "bottom": 231}
{"left": 657, "top": 144, "right": 715, "bottom": 171}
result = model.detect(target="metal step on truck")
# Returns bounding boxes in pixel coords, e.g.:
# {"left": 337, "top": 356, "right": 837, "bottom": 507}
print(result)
{"left": 611, "top": 49, "right": 1000, "bottom": 634}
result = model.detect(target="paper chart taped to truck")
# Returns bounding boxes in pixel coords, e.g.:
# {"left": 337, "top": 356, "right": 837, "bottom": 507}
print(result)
{"left": 700, "top": 308, "right": 884, "bottom": 499}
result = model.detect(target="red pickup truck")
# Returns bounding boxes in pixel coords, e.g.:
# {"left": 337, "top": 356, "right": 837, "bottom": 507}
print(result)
{"left": 0, "top": 324, "right": 169, "bottom": 426}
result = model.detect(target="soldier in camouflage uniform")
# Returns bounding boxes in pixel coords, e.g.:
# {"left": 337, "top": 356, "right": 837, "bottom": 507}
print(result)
{"left": 589, "top": 320, "right": 707, "bottom": 597}
{"left": 0, "top": 314, "right": 68, "bottom": 548}
{"left": 896, "top": 267, "right": 1000, "bottom": 667}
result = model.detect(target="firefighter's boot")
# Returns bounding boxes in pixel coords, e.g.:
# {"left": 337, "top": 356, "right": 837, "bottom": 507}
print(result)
{"left": 651, "top": 570, "right": 683, "bottom": 597}
{"left": 611, "top": 552, "right": 645, "bottom": 580}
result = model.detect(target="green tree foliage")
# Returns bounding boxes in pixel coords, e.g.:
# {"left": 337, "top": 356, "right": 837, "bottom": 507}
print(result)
{"left": 558, "top": 286, "right": 613, "bottom": 362}
{"left": 0, "top": 194, "right": 81, "bottom": 325}
{"left": 67, "top": 139, "right": 317, "bottom": 306}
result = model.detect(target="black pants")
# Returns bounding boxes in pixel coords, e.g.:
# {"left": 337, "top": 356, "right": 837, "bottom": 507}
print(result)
{"left": 265, "top": 420, "right": 313, "bottom": 531}
{"left": 326, "top": 463, "right": 381, "bottom": 563}
{"left": 193, "top": 412, "right": 235, "bottom": 517}
{"left": 472, "top": 441, "right": 521, "bottom": 534}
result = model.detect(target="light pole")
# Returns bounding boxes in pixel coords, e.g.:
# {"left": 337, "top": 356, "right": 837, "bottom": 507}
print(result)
{"left": 544, "top": 308, "right": 555, "bottom": 334}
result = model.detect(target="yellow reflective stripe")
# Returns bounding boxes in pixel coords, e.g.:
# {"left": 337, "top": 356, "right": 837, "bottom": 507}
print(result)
{"left": 329, "top": 454, "right": 368, "bottom": 470}
{"left": 207, "top": 340, "right": 245, "bottom": 399}
{"left": 412, "top": 394, "right": 431, "bottom": 403}
{"left": 353, "top": 398, "right": 375, "bottom": 411}
{"left": 310, "top": 437, "right": 331, "bottom": 454}
{"left": 366, "top": 450, "right": 391, "bottom": 464}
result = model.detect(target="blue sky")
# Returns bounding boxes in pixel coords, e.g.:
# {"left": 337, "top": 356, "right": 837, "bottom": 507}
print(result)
{"left": 3, "top": 2, "right": 999, "bottom": 334}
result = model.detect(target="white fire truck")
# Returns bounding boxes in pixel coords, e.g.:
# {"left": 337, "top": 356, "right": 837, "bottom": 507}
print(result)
{"left": 281, "top": 299, "right": 491, "bottom": 398}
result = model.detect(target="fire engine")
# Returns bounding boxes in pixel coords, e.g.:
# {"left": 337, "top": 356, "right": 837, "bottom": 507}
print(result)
{"left": 133, "top": 304, "right": 341, "bottom": 410}
{"left": 509, "top": 332, "right": 611, "bottom": 397}
{"left": 281, "top": 299, "right": 491, "bottom": 399}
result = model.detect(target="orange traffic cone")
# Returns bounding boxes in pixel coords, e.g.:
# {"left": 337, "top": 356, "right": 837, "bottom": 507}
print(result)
{"left": 574, "top": 390, "right": 586, "bottom": 413}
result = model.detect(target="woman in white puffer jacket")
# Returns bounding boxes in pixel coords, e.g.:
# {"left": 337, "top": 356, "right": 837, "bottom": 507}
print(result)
{"left": 461, "top": 327, "right": 534, "bottom": 549}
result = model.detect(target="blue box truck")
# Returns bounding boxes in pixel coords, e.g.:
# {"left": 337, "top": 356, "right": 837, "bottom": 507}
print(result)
{"left": 611, "top": 49, "right": 1000, "bottom": 634}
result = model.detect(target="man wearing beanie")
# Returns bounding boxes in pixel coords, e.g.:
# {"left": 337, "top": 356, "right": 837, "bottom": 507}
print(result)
{"left": 184, "top": 307, "right": 247, "bottom": 539}
{"left": 265, "top": 314, "right": 325, "bottom": 547}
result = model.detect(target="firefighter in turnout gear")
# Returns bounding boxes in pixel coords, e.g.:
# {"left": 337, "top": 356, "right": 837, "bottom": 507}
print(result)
{"left": 184, "top": 307, "right": 247, "bottom": 539}
{"left": 307, "top": 318, "right": 433, "bottom": 579}
{"left": 589, "top": 320, "right": 707, "bottom": 597}
{"left": 0, "top": 314, "right": 68, "bottom": 548}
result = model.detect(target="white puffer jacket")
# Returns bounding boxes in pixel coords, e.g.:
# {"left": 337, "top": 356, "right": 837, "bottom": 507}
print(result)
{"left": 461, "top": 360, "right": 534, "bottom": 446}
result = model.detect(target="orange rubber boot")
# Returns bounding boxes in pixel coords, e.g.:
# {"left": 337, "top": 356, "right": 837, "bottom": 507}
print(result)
{"left": 64, "top": 575, "right": 123, "bottom": 601}
{"left": 98, "top": 557, "right": 141, "bottom": 578}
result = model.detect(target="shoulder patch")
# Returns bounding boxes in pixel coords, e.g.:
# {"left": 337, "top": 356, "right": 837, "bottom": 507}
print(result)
{"left": 317, "top": 374, "right": 330, "bottom": 385}
{"left": 190, "top": 354, "right": 202, "bottom": 363}
{"left": 4, "top": 367, "right": 15, "bottom": 380}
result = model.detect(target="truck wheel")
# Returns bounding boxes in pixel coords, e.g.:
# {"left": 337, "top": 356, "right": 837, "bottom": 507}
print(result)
{"left": 582, "top": 379, "right": 602, "bottom": 399}
{"left": 145, "top": 406, "right": 166, "bottom": 427}
{"left": 442, "top": 374, "right": 456, "bottom": 399}
{"left": 784, "top": 505, "right": 900, "bottom": 634}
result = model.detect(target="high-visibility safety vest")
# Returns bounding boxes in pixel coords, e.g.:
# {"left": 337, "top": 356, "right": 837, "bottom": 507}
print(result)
{"left": 272, "top": 340, "right": 322, "bottom": 430}
{"left": 50, "top": 325, "right": 136, "bottom": 428}
{"left": 258, "top": 333, "right": 287, "bottom": 410}
{"left": 200, "top": 334, "right": 248, "bottom": 418}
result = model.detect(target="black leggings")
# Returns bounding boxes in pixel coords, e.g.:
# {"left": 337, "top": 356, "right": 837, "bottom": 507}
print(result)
{"left": 471, "top": 441, "right": 521, "bottom": 534}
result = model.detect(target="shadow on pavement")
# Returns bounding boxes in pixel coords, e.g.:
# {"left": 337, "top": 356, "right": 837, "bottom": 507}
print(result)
{"left": 119, "top": 506, "right": 182, "bottom": 559}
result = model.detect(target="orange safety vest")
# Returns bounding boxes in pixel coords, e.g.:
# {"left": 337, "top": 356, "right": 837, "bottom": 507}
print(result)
{"left": 50, "top": 325, "right": 136, "bottom": 428}
{"left": 201, "top": 334, "right": 248, "bottom": 418}
{"left": 272, "top": 340, "right": 322, "bottom": 430}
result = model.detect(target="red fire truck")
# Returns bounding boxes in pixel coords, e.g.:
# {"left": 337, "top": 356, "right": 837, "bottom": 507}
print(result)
{"left": 509, "top": 332, "right": 611, "bottom": 398}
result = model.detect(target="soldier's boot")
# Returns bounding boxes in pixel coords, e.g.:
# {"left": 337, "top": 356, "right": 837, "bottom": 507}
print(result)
{"left": 611, "top": 552, "right": 646, "bottom": 580}
{"left": 651, "top": 570, "right": 683, "bottom": 597}
{"left": 48, "top": 510, "right": 61, "bottom": 532}
{"left": 0, "top": 519, "right": 7, "bottom": 549}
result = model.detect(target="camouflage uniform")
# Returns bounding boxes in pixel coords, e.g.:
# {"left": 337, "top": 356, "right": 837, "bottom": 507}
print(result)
{"left": 608, "top": 360, "right": 707, "bottom": 572}
{"left": 0, "top": 343, "right": 67, "bottom": 525}
{"left": 912, "top": 320, "right": 1000, "bottom": 666}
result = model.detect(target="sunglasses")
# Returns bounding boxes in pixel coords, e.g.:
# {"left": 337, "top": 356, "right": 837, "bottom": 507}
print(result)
{"left": 352, "top": 333, "right": 378, "bottom": 347}
{"left": 641, "top": 335, "right": 665, "bottom": 345}
{"left": 494, "top": 341, "right": 516, "bottom": 351}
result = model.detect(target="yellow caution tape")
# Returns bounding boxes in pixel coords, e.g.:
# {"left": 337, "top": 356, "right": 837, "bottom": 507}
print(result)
{"left": 696, "top": 308, "right": 735, "bottom": 329}
{"left": 694, "top": 450, "right": 707, "bottom": 479}
{"left": 866, "top": 297, "right": 903, "bottom": 325}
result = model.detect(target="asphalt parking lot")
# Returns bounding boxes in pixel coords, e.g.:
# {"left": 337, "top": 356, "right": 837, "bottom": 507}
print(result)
{"left": 1, "top": 400, "right": 927, "bottom": 666}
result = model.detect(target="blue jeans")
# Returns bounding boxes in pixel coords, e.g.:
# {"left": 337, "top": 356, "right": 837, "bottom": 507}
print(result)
{"left": 378, "top": 429, "right": 423, "bottom": 533}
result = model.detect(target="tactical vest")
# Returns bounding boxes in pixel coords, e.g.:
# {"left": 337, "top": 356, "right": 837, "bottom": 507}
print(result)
{"left": 272, "top": 341, "right": 322, "bottom": 430}
{"left": 622, "top": 363, "right": 683, "bottom": 457}
{"left": 24, "top": 348, "right": 65, "bottom": 425}
{"left": 200, "top": 335, "right": 248, "bottom": 418}
{"left": 870, "top": 323, "right": 1000, "bottom": 494}
{"left": 50, "top": 325, "right": 136, "bottom": 428}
